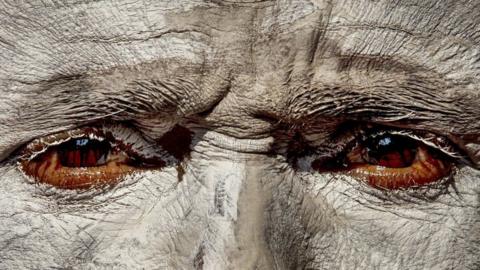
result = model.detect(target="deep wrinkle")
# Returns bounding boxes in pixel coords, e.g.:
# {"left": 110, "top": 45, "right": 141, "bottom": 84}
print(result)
{"left": 0, "top": 1, "right": 479, "bottom": 269}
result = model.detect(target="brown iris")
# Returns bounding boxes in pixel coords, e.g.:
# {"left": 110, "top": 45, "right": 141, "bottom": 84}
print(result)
{"left": 21, "top": 137, "right": 142, "bottom": 189}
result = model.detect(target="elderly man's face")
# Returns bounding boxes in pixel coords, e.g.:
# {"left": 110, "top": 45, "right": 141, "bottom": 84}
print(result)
{"left": 1, "top": 1, "right": 479, "bottom": 269}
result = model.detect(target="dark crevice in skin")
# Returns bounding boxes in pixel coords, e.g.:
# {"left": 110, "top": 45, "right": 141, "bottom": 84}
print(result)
{"left": 196, "top": 101, "right": 219, "bottom": 118}
{"left": 196, "top": 79, "right": 232, "bottom": 119}
{"left": 158, "top": 125, "right": 192, "bottom": 161}
{"left": 70, "top": 29, "right": 210, "bottom": 44}
{"left": 336, "top": 54, "right": 429, "bottom": 74}
{"left": 308, "top": 6, "right": 333, "bottom": 65}
{"left": 0, "top": 36, "right": 14, "bottom": 48}
{"left": 285, "top": 131, "right": 314, "bottom": 170}
{"left": 250, "top": 111, "right": 280, "bottom": 125}
{"left": 13, "top": 73, "right": 85, "bottom": 86}
{"left": 193, "top": 243, "right": 205, "bottom": 270}
{"left": 202, "top": 0, "right": 274, "bottom": 6}
{"left": 214, "top": 179, "right": 226, "bottom": 216}
{"left": 176, "top": 163, "right": 186, "bottom": 182}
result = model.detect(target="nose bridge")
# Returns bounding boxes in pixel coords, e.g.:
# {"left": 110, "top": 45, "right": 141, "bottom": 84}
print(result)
{"left": 195, "top": 146, "right": 275, "bottom": 269}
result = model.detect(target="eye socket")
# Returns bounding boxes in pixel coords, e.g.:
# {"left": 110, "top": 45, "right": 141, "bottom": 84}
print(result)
{"left": 312, "top": 130, "right": 454, "bottom": 190}
{"left": 19, "top": 125, "right": 166, "bottom": 189}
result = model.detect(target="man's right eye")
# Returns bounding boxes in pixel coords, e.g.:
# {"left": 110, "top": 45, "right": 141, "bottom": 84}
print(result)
{"left": 19, "top": 125, "right": 167, "bottom": 189}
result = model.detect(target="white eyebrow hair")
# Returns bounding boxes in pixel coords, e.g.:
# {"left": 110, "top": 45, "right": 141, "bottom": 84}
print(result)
{"left": 275, "top": 50, "right": 480, "bottom": 134}
{"left": 284, "top": 78, "right": 480, "bottom": 132}
{"left": 9, "top": 64, "right": 229, "bottom": 121}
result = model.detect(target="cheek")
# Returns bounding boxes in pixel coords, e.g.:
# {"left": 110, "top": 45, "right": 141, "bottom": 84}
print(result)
{"left": 0, "top": 165, "right": 80, "bottom": 268}
{"left": 85, "top": 170, "right": 210, "bottom": 268}
{"left": 286, "top": 170, "right": 480, "bottom": 269}
{"left": 0, "top": 166, "right": 205, "bottom": 269}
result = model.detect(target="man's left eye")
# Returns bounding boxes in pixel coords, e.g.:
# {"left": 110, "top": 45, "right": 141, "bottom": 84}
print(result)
{"left": 346, "top": 133, "right": 452, "bottom": 189}
{"left": 312, "top": 129, "right": 456, "bottom": 190}
{"left": 19, "top": 125, "right": 166, "bottom": 189}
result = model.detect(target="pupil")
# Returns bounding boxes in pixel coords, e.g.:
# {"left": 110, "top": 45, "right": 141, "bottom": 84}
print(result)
{"left": 364, "top": 134, "right": 417, "bottom": 168}
{"left": 58, "top": 138, "right": 110, "bottom": 167}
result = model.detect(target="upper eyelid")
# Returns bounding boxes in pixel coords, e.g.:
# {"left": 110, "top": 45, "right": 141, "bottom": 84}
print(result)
{"left": 19, "top": 131, "right": 103, "bottom": 161}
{"left": 387, "top": 131, "right": 458, "bottom": 156}
{"left": 304, "top": 124, "right": 464, "bottom": 160}
{"left": 355, "top": 129, "right": 470, "bottom": 164}
{"left": 19, "top": 124, "right": 167, "bottom": 161}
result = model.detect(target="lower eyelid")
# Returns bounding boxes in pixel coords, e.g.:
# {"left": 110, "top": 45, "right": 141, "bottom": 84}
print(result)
{"left": 347, "top": 156, "right": 451, "bottom": 189}
{"left": 20, "top": 151, "right": 141, "bottom": 189}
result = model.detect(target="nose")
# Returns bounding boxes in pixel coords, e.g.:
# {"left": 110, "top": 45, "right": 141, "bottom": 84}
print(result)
{"left": 190, "top": 136, "right": 275, "bottom": 269}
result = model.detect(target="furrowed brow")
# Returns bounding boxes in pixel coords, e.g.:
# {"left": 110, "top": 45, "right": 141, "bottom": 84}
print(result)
{"left": 26, "top": 65, "right": 228, "bottom": 121}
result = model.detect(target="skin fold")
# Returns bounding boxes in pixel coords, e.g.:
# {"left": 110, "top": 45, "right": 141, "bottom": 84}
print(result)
{"left": 0, "top": 0, "right": 479, "bottom": 269}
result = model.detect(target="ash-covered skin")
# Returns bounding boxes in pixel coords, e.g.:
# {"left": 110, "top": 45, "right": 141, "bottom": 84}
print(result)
{"left": 0, "top": 0, "right": 480, "bottom": 269}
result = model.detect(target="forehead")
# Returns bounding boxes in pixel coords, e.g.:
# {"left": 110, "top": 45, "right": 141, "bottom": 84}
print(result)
{"left": 0, "top": 1, "right": 309, "bottom": 81}
{"left": 1, "top": 0, "right": 479, "bottom": 80}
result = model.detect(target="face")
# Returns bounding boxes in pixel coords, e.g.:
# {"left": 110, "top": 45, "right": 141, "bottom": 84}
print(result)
{"left": 1, "top": 0, "right": 479, "bottom": 269}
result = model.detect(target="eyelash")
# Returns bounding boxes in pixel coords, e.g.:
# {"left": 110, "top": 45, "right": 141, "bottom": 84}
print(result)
{"left": 20, "top": 125, "right": 167, "bottom": 162}
{"left": 310, "top": 127, "right": 462, "bottom": 163}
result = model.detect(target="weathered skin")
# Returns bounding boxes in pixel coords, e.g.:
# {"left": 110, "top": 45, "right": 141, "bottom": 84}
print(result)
{"left": 0, "top": 0, "right": 480, "bottom": 269}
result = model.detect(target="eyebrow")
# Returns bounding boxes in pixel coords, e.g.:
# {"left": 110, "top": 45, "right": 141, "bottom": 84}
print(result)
{"left": 35, "top": 66, "right": 230, "bottom": 121}
{"left": 282, "top": 62, "right": 480, "bottom": 136}
{"left": 335, "top": 54, "right": 428, "bottom": 74}
{"left": 0, "top": 65, "right": 230, "bottom": 159}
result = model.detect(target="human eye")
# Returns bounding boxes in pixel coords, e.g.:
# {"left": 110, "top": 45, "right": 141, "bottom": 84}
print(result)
{"left": 303, "top": 124, "right": 468, "bottom": 190}
{"left": 17, "top": 123, "right": 176, "bottom": 189}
